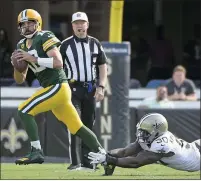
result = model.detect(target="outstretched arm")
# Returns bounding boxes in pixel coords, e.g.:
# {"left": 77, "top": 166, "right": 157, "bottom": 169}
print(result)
{"left": 89, "top": 150, "right": 170, "bottom": 168}
{"left": 112, "top": 150, "right": 163, "bottom": 168}
{"left": 108, "top": 141, "right": 142, "bottom": 158}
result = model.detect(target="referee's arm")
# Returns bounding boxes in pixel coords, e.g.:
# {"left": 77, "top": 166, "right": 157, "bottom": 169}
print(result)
{"left": 97, "top": 43, "right": 107, "bottom": 87}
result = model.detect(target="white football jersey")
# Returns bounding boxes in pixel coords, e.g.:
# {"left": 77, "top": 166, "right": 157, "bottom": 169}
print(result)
{"left": 139, "top": 131, "right": 200, "bottom": 171}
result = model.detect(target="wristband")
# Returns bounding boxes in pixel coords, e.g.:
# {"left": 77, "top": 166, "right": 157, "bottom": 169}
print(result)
{"left": 37, "top": 57, "right": 54, "bottom": 68}
{"left": 106, "top": 154, "right": 118, "bottom": 165}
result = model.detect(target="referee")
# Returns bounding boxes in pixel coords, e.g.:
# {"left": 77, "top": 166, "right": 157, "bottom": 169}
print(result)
{"left": 60, "top": 12, "right": 107, "bottom": 170}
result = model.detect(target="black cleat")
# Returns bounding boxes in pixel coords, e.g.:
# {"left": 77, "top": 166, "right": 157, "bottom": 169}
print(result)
{"left": 103, "top": 164, "right": 116, "bottom": 176}
{"left": 15, "top": 147, "right": 44, "bottom": 165}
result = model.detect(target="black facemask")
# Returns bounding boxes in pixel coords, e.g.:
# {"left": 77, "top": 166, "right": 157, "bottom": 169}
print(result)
{"left": 136, "top": 129, "right": 151, "bottom": 143}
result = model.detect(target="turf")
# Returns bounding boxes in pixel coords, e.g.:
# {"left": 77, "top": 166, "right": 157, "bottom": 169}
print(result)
{"left": 1, "top": 163, "right": 200, "bottom": 179}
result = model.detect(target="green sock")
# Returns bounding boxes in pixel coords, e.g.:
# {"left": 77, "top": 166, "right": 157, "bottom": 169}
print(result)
{"left": 76, "top": 125, "right": 103, "bottom": 152}
{"left": 18, "top": 110, "right": 39, "bottom": 141}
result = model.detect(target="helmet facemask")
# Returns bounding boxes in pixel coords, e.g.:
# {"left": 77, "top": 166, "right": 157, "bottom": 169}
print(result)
{"left": 136, "top": 128, "right": 159, "bottom": 144}
{"left": 18, "top": 20, "right": 39, "bottom": 38}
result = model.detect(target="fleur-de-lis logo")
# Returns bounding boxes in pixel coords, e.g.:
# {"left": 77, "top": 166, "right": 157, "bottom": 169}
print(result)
{"left": 153, "top": 121, "right": 162, "bottom": 130}
{"left": 1, "top": 118, "right": 28, "bottom": 153}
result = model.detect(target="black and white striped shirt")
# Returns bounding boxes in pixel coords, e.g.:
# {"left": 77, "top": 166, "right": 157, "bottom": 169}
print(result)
{"left": 60, "top": 35, "right": 107, "bottom": 82}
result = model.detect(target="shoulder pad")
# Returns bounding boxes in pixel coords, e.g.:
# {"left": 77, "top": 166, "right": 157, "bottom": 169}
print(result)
{"left": 38, "top": 30, "right": 54, "bottom": 37}
{"left": 40, "top": 30, "right": 60, "bottom": 52}
{"left": 17, "top": 38, "right": 26, "bottom": 49}
{"left": 17, "top": 38, "right": 26, "bottom": 44}
{"left": 150, "top": 135, "right": 173, "bottom": 153}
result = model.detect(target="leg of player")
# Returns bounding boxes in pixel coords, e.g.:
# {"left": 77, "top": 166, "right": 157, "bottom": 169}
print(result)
{"left": 15, "top": 111, "right": 44, "bottom": 165}
{"left": 52, "top": 103, "right": 106, "bottom": 154}
{"left": 69, "top": 124, "right": 106, "bottom": 172}
{"left": 14, "top": 82, "right": 105, "bottom": 166}
{"left": 76, "top": 125, "right": 104, "bottom": 153}
{"left": 53, "top": 106, "right": 105, "bottom": 171}
{"left": 14, "top": 84, "right": 65, "bottom": 165}
{"left": 53, "top": 107, "right": 104, "bottom": 153}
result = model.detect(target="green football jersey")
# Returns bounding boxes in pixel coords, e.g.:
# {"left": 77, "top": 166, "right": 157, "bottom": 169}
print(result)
{"left": 17, "top": 30, "right": 67, "bottom": 87}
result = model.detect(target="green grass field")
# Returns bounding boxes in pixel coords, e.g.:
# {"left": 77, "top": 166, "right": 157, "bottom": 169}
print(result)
{"left": 1, "top": 163, "right": 200, "bottom": 179}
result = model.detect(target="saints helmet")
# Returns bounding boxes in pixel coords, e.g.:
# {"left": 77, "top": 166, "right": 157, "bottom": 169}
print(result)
{"left": 17, "top": 9, "right": 42, "bottom": 38}
{"left": 136, "top": 113, "right": 168, "bottom": 144}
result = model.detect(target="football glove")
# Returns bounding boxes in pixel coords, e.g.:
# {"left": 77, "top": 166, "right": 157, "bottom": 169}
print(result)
{"left": 88, "top": 151, "right": 106, "bottom": 165}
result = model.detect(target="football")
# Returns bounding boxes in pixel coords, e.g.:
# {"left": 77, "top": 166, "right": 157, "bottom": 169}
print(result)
{"left": 12, "top": 56, "right": 28, "bottom": 73}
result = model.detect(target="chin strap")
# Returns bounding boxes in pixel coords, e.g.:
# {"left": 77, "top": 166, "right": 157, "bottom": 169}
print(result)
{"left": 19, "top": 22, "right": 39, "bottom": 38}
{"left": 23, "top": 30, "right": 37, "bottom": 38}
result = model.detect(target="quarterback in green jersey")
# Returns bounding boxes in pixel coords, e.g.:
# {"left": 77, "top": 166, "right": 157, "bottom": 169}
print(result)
{"left": 11, "top": 9, "right": 105, "bottom": 166}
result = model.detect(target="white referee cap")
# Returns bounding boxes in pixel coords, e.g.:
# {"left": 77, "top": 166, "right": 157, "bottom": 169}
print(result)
{"left": 72, "top": 12, "right": 89, "bottom": 23}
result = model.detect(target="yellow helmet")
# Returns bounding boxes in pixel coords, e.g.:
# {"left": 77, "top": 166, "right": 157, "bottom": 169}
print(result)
{"left": 17, "top": 9, "right": 42, "bottom": 38}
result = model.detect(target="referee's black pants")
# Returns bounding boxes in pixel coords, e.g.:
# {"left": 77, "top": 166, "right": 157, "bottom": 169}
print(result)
{"left": 68, "top": 81, "right": 96, "bottom": 168}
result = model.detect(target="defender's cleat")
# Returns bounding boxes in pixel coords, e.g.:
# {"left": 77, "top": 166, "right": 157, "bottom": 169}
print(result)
{"left": 103, "top": 164, "right": 116, "bottom": 176}
{"left": 15, "top": 147, "right": 44, "bottom": 165}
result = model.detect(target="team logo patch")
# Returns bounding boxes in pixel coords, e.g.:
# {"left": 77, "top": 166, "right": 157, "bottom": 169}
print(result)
{"left": 21, "top": 44, "right": 24, "bottom": 49}
{"left": 77, "top": 13, "right": 81, "bottom": 17}
{"left": 153, "top": 121, "right": 163, "bottom": 130}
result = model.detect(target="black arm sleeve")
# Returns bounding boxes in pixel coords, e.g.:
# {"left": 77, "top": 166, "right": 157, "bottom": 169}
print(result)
{"left": 59, "top": 42, "right": 68, "bottom": 69}
{"left": 96, "top": 40, "right": 107, "bottom": 65}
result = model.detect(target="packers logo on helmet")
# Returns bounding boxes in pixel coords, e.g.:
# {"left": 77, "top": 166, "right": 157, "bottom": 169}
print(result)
{"left": 17, "top": 9, "right": 42, "bottom": 38}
